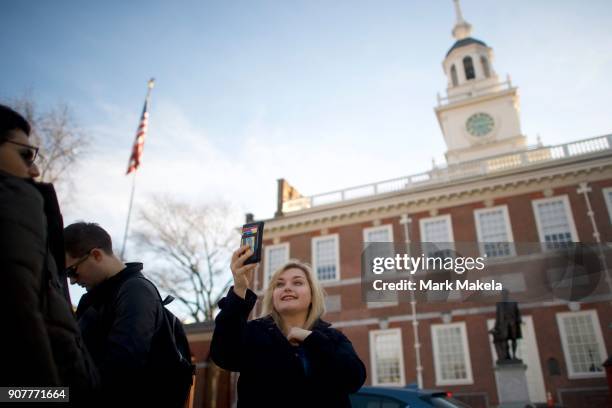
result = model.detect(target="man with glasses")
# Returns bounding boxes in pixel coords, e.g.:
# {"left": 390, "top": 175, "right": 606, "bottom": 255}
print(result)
{"left": 63, "top": 223, "right": 136, "bottom": 293}
{"left": 64, "top": 222, "right": 175, "bottom": 406}
{"left": 0, "top": 104, "right": 99, "bottom": 402}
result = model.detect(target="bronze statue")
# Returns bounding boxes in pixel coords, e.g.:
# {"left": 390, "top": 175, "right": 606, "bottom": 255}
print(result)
{"left": 490, "top": 289, "right": 522, "bottom": 364}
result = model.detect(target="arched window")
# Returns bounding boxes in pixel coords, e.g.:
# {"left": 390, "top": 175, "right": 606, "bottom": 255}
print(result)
{"left": 463, "top": 56, "right": 475, "bottom": 80}
{"left": 481, "top": 56, "right": 490, "bottom": 78}
{"left": 450, "top": 64, "right": 458, "bottom": 86}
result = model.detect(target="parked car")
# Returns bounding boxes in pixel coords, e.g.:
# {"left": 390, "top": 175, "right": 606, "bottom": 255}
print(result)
{"left": 350, "top": 385, "right": 471, "bottom": 408}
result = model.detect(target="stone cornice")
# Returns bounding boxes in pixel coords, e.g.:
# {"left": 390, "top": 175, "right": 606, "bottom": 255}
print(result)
{"left": 263, "top": 153, "right": 612, "bottom": 239}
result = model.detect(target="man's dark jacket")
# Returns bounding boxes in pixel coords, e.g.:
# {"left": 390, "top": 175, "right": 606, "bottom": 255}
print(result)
{"left": 211, "top": 287, "right": 366, "bottom": 408}
{"left": 0, "top": 171, "right": 99, "bottom": 405}
{"left": 75, "top": 263, "right": 165, "bottom": 405}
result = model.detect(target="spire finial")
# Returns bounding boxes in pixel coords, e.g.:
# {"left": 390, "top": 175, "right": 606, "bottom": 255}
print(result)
{"left": 454, "top": 0, "right": 465, "bottom": 22}
{"left": 452, "top": 0, "right": 472, "bottom": 40}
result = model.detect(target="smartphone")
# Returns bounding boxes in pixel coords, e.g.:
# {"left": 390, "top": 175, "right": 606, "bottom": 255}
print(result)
{"left": 240, "top": 221, "right": 264, "bottom": 265}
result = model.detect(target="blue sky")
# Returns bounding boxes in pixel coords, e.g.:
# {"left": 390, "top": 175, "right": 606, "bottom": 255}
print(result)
{"left": 2, "top": 0, "right": 611, "bottom": 306}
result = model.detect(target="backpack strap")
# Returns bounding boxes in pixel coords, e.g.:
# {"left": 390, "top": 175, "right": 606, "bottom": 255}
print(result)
{"left": 136, "top": 276, "right": 181, "bottom": 346}
{"left": 137, "top": 275, "right": 166, "bottom": 304}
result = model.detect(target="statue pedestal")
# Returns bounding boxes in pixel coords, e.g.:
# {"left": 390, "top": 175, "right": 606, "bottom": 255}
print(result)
{"left": 494, "top": 362, "right": 530, "bottom": 408}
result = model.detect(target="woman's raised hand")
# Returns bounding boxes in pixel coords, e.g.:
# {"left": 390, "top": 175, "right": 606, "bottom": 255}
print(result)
{"left": 231, "top": 245, "right": 258, "bottom": 299}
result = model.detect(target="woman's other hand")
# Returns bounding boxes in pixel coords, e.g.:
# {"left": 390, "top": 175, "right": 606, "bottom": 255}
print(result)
{"left": 287, "top": 327, "right": 312, "bottom": 345}
{"left": 231, "top": 245, "right": 258, "bottom": 299}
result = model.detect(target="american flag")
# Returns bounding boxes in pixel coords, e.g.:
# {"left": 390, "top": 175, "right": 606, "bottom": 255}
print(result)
{"left": 126, "top": 78, "right": 155, "bottom": 175}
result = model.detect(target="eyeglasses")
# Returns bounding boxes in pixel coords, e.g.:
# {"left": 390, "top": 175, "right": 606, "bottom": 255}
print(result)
{"left": 65, "top": 250, "right": 94, "bottom": 279}
{"left": 5, "top": 140, "right": 39, "bottom": 166}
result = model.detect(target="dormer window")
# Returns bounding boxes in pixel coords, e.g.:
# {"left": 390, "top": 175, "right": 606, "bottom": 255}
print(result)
{"left": 450, "top": 64, "right": 458, "bottom": 86}
{"left": 480, "top": 56, "right": 490, "bottom": 78}
{"left": 463, "top": 56, "right": 475, "bottom": 80}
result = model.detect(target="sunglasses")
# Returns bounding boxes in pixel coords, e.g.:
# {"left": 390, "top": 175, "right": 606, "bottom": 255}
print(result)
{"left": 65, "top": 250, "right": 94, "bottom": 279}
{"left": 5, "top": 140, "right": 39, "bottom": 166}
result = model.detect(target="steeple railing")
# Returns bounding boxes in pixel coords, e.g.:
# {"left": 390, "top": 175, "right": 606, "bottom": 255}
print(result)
{"left": 437, "top": 77, "right": 513, "bottom": 107}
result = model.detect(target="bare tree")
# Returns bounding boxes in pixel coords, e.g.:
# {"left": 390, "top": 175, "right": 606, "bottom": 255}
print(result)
{"left": 7, "top": 95, "right": 89, "bottom": 193}
{"left": 133, "top": 195, "right": 238, "bottom": 322}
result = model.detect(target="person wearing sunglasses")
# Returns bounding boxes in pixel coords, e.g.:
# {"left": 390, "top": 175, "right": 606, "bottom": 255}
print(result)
{"left": 0, "top": 104, "right": 99, "bottom": 403}
{"left": 0, "top": 111, "right": 39, "bottom": 178}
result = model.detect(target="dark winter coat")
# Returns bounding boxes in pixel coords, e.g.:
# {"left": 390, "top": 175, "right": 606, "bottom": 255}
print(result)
{"left": 0, "top": 171, "right": 99, "bottom": 405}
{"left": 211, "top": 287, "right": 366, "bottom": 408}
{"left": 75, "top": 263, "right": 165, "bottom": 405}
{"left": 29, "top": 180, "right": 71, "bottom": 302}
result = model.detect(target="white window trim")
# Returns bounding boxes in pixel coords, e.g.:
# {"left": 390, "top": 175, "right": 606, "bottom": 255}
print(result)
{"left": 474, "top": 205, "right": 515, "bottom": 257}
{"left": 312, "top": 234, "right": 340, "bottom": 282}
{"left": 366, "top": 301, "right": 398, "bottom": 309}
{"left": 431, "top": 321, "right": 474, "bottom": 386}
{"left": 263, "top": 242, "right": 290, "bottom": 286}
{"left": 556, "top": 310, "right": 607, "bottom": 379}
{"left": 531, "top": 195, "right": 579, "bottom": 244}
{"left": 369, "top": 328, "right": 406, "bottom": 387}
{"left": 419, "top": 214, "right": 455, "bottom": 242}
{"left": 363, "top": 224, "right": 394, "bottom": 243}
{"left": 603, "top": 187, "right": 612, "bottom": 224}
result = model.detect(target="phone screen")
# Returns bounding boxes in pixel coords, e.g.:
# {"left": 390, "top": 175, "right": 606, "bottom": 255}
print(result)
{"left": 240, "top": 221, "right": 264, "bottom": 264}
{"left": 241, "top": 224, "right": 259, "bottom": 252}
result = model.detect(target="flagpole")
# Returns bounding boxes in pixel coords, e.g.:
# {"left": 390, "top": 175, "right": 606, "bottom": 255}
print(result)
{"left": 120, "top": 171, "right": 137, "bottom": 260}
{"left": 120, "top": 78, "right": 155, "bottom": 261}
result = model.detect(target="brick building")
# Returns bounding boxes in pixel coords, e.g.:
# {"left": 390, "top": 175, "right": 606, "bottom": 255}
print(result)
{"left": 186, "top": 2, "right": 612, "bottom": 407}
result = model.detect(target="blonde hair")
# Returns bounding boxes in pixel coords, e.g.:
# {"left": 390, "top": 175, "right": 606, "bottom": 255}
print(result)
{"left": 261, "top": 260, "right": 326, "bottom": 332}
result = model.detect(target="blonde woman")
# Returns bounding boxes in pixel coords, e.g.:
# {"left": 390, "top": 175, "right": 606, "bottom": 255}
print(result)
{"left": 211, "top": 246, "right": 366, "bottom": 407}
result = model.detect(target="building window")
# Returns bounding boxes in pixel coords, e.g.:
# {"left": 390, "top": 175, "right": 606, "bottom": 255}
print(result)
{"left": 419, "top": 214, "right": 454, "bottom": 258}
{"left": 556, "top": 310, "right": 606, "bottom": 378}
{"left": 431, "top": 322, "right": 474, "bottom": 386}
{"left": 532, "top": 196, "right": 578, "bottom": 250}
{"left": 369, "top": 328, "right": 406, "bottom": 386}
{"left": 324, "top": 294, "right": 341, "bottom": 313}
{"left": 264, "top": 243, "right": 289, "bottom": 283}
{"left": 312, "top": 234, "right": 340, "bottom": 281}
{"left": 463, "top": 56, "right": 475, "bottom": 80}
{"left": 450, "top": 64, "right": 458, "bottom": 86}
{"left": 364, "top": 224, "right": 393, "bottom": 243}
{"left": 480, "top": 55, "right": 490, "bottom": 78}
{"left": 364, "top": 224, "right": 398, "bottom": 307}
{"left": 603, "top": 187, "right": 612, "bottom": 224}
{"left": 474, "top": 206, "right": 515, "bottom": 257}
{"left": 363, "top": 224, "right": 394, "bottom": 271}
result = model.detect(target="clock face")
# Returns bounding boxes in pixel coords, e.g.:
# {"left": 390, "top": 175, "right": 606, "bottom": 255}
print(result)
{"left": 466, "top": 113, "right": 495, "bottom": 137}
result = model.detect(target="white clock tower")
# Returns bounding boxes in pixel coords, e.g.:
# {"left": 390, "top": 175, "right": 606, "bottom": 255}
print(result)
{"left": 435, "top": 0, "right": 527, "bottom": 165}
